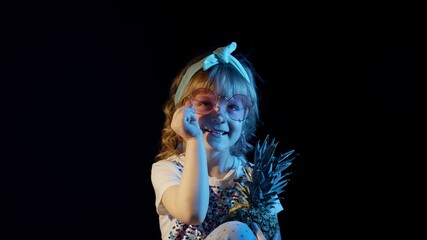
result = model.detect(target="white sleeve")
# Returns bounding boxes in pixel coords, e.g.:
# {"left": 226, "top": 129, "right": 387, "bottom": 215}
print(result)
{"left": 150, "top": 160, "right": 182, "bottom": 215}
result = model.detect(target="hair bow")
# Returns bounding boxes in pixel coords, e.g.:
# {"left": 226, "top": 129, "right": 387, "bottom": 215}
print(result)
{"left": 174, "top": 42, "right": 250, "bottom": 105}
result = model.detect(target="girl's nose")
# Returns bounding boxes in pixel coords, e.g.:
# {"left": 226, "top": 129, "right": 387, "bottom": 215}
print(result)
{"left": 214, "top": 98, "right": 227, "bottom": 113}
{"left": 214, "top": 96, "right": 227, "bottom": 111}
{"left": 213, "top": 101, "right": 226, "bottom": 123}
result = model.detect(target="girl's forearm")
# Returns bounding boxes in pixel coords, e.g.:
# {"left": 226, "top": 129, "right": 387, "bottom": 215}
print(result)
{"left": 176, "top": 137, "right": 210, "bottom": 223}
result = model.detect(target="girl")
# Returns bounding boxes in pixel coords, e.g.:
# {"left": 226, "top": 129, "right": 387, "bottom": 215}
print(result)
{"left": 151, "top": 42, "right": 282, "bottom": 240}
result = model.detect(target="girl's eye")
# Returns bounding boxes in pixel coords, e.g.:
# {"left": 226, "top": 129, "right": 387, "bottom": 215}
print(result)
{"left": 227, "top": 104, "right": 240, "bottom": 111}
{"left": 193, "top": 100, "right": 214, "bottom": 109}
{"left": 200, "top": 101, "right": 214, "bottom": 108}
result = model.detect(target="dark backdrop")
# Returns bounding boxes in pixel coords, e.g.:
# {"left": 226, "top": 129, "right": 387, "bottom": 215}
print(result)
{"left": 4, "top": 3, "right": 426, "bottom": 239}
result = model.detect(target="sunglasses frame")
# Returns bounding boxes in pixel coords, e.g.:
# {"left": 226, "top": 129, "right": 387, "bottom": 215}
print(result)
{"left": 188, "top": 88, "right": 252, "bottom": 122}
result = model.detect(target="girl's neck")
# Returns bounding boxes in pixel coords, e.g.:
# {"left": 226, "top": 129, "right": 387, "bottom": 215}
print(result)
{"left": 207, "top": 153, "right": 235, "bottom": 179}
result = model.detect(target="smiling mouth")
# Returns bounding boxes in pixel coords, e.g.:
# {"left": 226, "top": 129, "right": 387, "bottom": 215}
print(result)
{"left": 204, "top": 128, "right": 228, "bottom": 135}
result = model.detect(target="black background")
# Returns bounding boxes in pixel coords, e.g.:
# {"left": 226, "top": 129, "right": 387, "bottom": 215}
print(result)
{"left": 4, "top": 2, "right": 426, "bottom": 239}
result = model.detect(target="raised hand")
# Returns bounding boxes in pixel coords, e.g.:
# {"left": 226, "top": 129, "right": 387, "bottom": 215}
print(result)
{"left": 171, "top": 106, "right": 203, "bottom": 141}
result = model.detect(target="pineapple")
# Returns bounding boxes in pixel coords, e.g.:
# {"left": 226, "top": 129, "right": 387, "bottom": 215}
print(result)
{"left": 227, "top": 135, "right": 296, "bottom": 239}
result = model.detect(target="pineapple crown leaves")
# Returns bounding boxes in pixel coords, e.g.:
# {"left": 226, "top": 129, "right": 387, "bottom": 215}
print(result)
{"left": 235, "top": 135, "right": 297, "bottom": 209}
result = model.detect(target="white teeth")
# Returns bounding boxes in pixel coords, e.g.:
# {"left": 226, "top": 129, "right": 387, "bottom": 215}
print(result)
{"left": 205, "top": 129, "right": 226, "bottom": 135}
{"left": 212, "top": 131, "right": 224, "bottom": 135}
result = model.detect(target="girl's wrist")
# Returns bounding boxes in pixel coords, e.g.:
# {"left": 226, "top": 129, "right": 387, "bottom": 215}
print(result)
{"left": 185, "top": 134, "right": 203, "bottom": 144}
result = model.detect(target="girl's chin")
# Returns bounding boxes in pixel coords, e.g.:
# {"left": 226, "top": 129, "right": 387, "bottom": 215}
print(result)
{"left": 205, "top": 134, "right": 238, "bottom": 152}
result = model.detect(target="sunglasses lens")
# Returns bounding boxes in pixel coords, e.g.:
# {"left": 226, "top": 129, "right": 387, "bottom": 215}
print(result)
{"left": 226, "top": 94, "right": 252, "bottom": 121}
{"left": 190, "top": 88, "right": 216, "bottom": 115}
{"left": 190, "top": 88, "right": 252, "bottom": 121}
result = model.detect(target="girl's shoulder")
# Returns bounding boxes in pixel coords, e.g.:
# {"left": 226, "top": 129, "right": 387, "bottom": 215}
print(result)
{"left": 152, "top": 154, "right": 184, "bottom": 169}
{"left": 236, "top": 156, "right": 254, "bottom": 169}
{"left": 234, "top": 156, "right": 254, "bottom": 178}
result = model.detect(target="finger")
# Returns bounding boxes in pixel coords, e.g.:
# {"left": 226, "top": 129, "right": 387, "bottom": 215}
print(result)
{"left": 250, "top": 222, "right": 266, "bottom": 240}
{"left": 184, "top": 108, "right": 196, "bottom": 123}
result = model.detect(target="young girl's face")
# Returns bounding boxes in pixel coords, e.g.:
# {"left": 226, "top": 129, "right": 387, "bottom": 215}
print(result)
{"left": 187, "top": 88, "right": 250, "bottom": 153}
